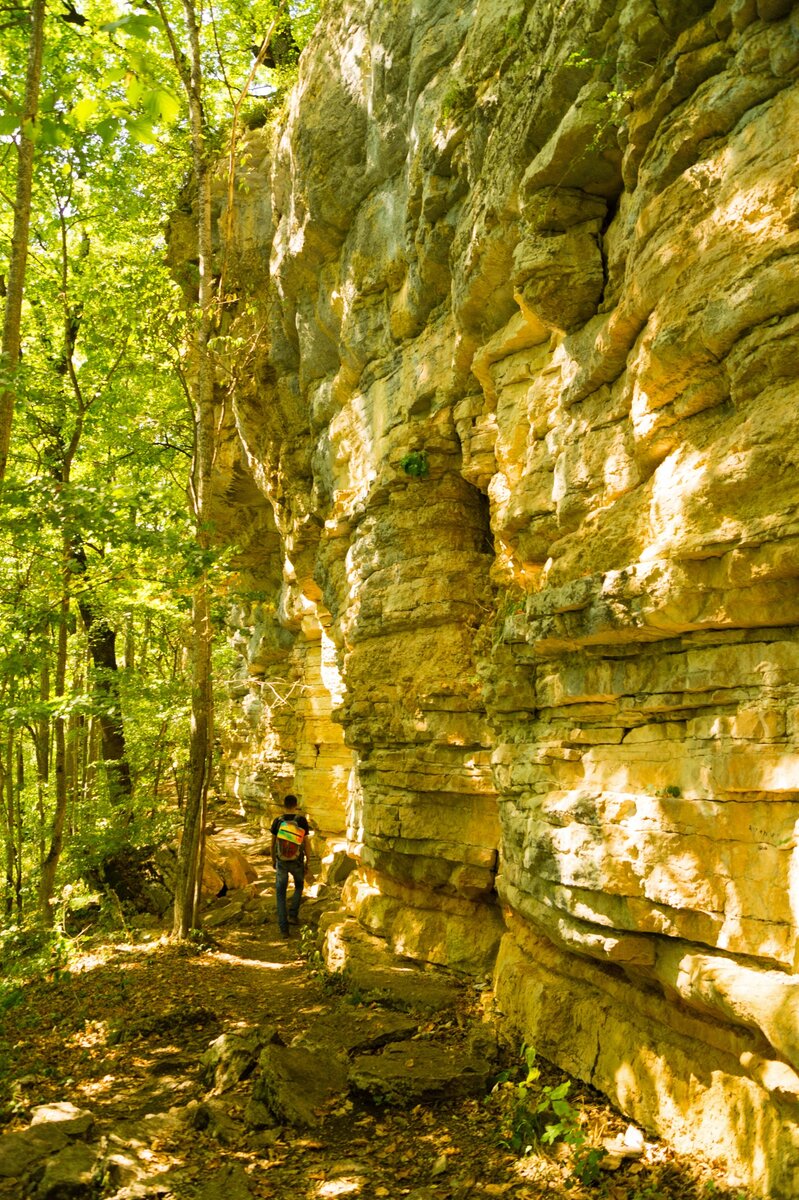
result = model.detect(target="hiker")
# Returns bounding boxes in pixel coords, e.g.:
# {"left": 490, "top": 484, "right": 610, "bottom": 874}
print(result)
{"left": 270, "top": 793, "right": 311, "bottom": 937}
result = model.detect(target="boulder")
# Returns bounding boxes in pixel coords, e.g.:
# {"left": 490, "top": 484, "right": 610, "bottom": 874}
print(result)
{"left": 191, "top": 1098, "right": 243, "bottom": 1145}
{"left": 320, "top": 848, "right": 358, "bottom": 887}
{"left": 203, "top": 899, "right": 246, "bottom": 928}
{"left": 203, "top": 839, "right": 258, "bottom": 896}
{"left": 200, "top": 1026, "right": 279, "bottom": 1093}
{"left": 94, "top": 845, "right": 173, "bottom": 916}
{"left": 35, "top": 1142, "right": 101, "bottom": 1198}
{"left": 253, "top": 1043, "right": 348, "bottom": 1127}
{"left": 321, "top": 915, "right": 463, "bottom": 1012}
{"left": 300, "top": 1007, "right": 418, "bottom": 1056}
{"left": 0, "top": 1125, "right": 68, "bottom": 1178}
{"left": 195, "top": 1163, "right": 253, "bottom": 1200}
{"left": 94, "top": 838, "right": 258, "bottom": 915}
{"left": 349, "top": 1040, "right": 493, "bottom": 1105}
{"left": 242, "top": 1098, "right": 278, "bottom": 1130}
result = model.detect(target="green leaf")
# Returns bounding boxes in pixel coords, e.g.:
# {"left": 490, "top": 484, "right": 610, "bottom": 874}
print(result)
{"left": 71, "top": 96, "right": 97, "bottom": 127}
{"left": 100, "top": 13, "right": 162, "bottom": 39}
{"left": 126, "top": 76, "right": 145, "bottom": 107}
{"left": 125, "top": 115, "right": 157, "bottom": 145}
{"left": 141, "top": 88, "right": 180, "bottom": 125}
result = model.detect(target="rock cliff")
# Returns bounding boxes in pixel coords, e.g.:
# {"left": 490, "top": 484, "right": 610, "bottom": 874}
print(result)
{"left": 187, "top": 0, "right": 799, "bottom": 1192}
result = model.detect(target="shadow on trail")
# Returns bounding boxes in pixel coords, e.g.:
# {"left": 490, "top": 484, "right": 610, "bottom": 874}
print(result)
{"left": 0, "top": 894, "right": 758, "bottom": 1200}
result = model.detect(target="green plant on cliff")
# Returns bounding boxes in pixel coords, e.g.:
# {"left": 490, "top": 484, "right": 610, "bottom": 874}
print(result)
{"left": 566, "top": 48, "right": 633, "bottom": 142}
{"left": 491, "top": 589, "right": 526, "bottom": 648}
{"left": 440, "top": 78, "right": 477, "bottom": 124}
{"left": 504, "top": 10, "right": 525, "bottom": 46}
{"left": 399, "top": 449, "right": 430, "bottom": 478}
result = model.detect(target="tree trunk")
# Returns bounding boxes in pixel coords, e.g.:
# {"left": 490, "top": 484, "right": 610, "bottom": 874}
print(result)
{"left": 173, "top": 581, "right": 213, "bottom": 936}
{"left": 157, "top": 0, "right": 217, "bottom": 939}
{"left": 14, "top": 738, "right": 23, "bottom": 914}
{"left": 39, "top": 571, "right": 70, "bottom": 924}
{"left": 0, "top": 0, "right": 46, "bottom": 486}
{"left": 0, "top": 730, "right": 15, "bottom": 918}
{"left": 73, "top": 541, "right": 133, "bottom": 813}
{"left": 32, "top": 654, "right": 51, "bottom": 867}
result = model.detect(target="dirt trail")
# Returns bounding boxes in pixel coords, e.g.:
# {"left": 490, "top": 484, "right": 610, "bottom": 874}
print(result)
{"left": 0, "top": 814, "right": 755, "bottom": 1200}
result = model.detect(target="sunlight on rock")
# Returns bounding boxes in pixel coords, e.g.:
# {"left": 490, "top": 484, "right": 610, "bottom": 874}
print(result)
{"left": 10, "top": 0, "right": 794, "bottom": 1194}
{"left": 316, "top": 1176, "right": 363, "bottom": 1197}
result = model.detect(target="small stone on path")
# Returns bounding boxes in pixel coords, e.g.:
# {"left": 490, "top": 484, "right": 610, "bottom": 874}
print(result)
{"left": 30, "top": 1101, "right": 94, "bottom": 1136}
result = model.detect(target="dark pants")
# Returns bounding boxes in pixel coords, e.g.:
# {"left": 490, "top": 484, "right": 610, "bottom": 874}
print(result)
{"left": 275, "top": 860, "right": 304, "bottom": 932}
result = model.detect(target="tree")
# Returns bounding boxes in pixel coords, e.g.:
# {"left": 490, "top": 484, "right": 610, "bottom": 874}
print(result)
{"left": 0, "top": 0, "right": 46, "bottom": 487}
{"left": 0, "top": 0, "right": 323, "bottom": 928}
{"left": 153, "top": 0, "right": 295, "bottom": 938}
{"left": 0, "top": 0, "right": 194, "bottom": 918}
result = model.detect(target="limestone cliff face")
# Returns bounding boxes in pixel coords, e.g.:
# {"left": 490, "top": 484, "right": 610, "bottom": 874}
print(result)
{"left": 206, "top": 0, "right": 799, "bottom": 1191}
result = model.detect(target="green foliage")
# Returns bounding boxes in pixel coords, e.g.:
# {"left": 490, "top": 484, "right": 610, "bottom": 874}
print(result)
{"left": 241, "top": 97, "right": 280, "bottom": 130}
{"left": 0, "top": 922, "right": 73, "bottom": 1013}
{"left": 0, "top": 0, "right": 324, "bottom": 925}
{"left": 291, "top": 0, "right": 325, "bottom": 49}
{"left": 440, "top": 80, "right": 476, "bottom": 124}
{"left": 564, "top": 48, "right": 633, "bottom": 141}
{"left": 504, "top": 11, "right": 524, "bottom": 45}
{"left": 399, "top": 450, "right": 429, "bottom": 478}
{"left": 490, "top": 1046, "right": 603, "bottom": 1184}
{"left": 299, "top": 923, "right": 325, "bottom": 971}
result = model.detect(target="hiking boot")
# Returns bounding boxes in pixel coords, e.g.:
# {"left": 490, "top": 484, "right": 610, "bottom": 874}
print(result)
{"left": 280, "top": 927, "right": 290, "bottom": 938}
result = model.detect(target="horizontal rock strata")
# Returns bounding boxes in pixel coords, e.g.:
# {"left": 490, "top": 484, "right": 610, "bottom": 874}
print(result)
{"left": 189, "top": 0, "right": 799, "bottom": 1191}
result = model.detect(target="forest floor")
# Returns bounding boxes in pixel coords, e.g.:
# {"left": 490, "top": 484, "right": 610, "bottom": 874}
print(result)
{"left": 0, "top": 814, "right": 756, "bottom": 1200}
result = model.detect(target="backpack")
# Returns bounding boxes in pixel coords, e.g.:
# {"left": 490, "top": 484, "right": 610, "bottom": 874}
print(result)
{"left": 276, "top": 817, "right": 306, "bottom": 862}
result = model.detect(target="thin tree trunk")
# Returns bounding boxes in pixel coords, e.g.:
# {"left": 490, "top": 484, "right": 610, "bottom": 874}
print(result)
{"left": 0, "top": 0, "right": 46, "bottom": 486}
{"left": 14, "top": 738, "right": 23, "bottom": 914}
{"left": 125, "top": 611, "right": 135, "bottom": 673}
{"left": 0, "top": 730, "right": 14, "bottom": 918}
{"left": 156, "top": 0, "right": 217, "bottom": 938}
{"left": 151, "top": 717, "right": 170, "bottom": 802}
{"left": 33, "top": 654, "right": 50, "bottom": 867}
{"left": 85, "top": 715, "right": 99, "bottom": 813}
{"left": 39, "top": 570, "right": 70, "bottom": 924}
{"left": 66, "top": 712, "right": 80, "bottom": 838}
{"left": 174, "top": 582, "right": 212, "bottom": 936}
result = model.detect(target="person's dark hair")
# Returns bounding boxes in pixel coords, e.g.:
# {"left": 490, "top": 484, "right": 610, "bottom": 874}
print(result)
{"left": 283, "top": 794, "right": 299, "bottom": 809}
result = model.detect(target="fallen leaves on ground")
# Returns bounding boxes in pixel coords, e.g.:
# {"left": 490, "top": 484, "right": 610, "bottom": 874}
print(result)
{"left": 0, "top": 875, "right": 757, "bottom": 1200}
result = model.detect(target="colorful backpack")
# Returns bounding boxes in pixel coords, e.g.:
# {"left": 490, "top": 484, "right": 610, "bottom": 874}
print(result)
{"left": 276, "top": 817, "right": 306, "bottom": 861}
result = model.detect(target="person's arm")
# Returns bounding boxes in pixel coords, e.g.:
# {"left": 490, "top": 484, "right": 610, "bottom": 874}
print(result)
{"left": 301, "top": 818, "right": 312, "bottom": 874}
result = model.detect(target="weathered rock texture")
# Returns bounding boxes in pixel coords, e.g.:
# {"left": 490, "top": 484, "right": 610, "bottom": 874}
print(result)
{"left": 186, "top": 0, "right": 799, "bottom": 1192}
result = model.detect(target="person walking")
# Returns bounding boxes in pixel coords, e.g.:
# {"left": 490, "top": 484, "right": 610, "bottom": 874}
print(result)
{"left": 271, "top": 794, "right": 311, "bottom": 937}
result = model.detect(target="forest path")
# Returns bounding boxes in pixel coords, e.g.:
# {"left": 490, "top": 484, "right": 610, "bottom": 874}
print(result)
{"left": 0, "top": 813, "right": 753, "bottom": 1200}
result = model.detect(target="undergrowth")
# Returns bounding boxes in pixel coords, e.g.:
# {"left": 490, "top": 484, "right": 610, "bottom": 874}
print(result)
{"left": 488, "top": 1044, "right": 604, "bottom": 1185}
{"left": 0, "top": 922, "right": 73, "bottom": 1015}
